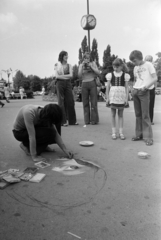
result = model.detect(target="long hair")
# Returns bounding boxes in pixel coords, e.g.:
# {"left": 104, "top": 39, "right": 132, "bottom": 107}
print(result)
{"left": 39, "top": 104, "right": 63, "bottom": 125}
{"left": 58, "top": 51, "right": 68, "bottom": 63}
{"left": 112, "top": 58, "right": 129, "bottom": 72}
{"left": 82, "top": 52, "right": 93, "bottom": 62}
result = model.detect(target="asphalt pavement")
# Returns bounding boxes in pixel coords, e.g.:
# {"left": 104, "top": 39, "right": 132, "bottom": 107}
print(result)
{"left": 0, "top": 96, "right": 161, "bottom": 240}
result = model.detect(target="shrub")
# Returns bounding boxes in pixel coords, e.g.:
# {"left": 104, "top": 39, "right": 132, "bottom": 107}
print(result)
{"left": 25, "top": 90, "right": 34, "bottom": 99}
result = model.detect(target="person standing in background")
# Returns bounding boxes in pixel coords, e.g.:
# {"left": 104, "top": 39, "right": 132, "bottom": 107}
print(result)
{"left": 78, "top": 52, "right": 100, "bottom": 125}
{"left": 4, "top": 83, "right": 10, "bottom": 103}
{"left": 55, "top": 51, "right": 78, "bottom": 126}
{"left": 144, "top": 55, "right": 157, "bottom": 125}
{"left": 129, "top": 50, "right": 157, "bottom": 146}
{"left": 19, "top": 86, "right": 24, "bottom": 99}
{"left": 0, "top": 92, "right": 5, "bottom": 107}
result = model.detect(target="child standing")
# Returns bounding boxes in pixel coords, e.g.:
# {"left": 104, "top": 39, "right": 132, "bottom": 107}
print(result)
{"left": 106, "top": 58, "right": 130, "bottom": 140}
{"left": 129, "top": 50, "right": 157, "bottom": 146}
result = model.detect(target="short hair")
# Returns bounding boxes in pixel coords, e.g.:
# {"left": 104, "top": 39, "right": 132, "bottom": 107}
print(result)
{"left": 39, "top": 104, "right": 63, "bottom": 125}
{"left": 145, "top": 55, "right": 153, "bottom": 62}
{"left": 58, "top": 51, "right": 68, "bottom": 63}
{"left": 129, "top": 50, "right": 143, "bottom": 61}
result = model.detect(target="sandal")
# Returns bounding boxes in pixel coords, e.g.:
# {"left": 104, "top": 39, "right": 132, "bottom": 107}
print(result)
{"left": 119, "top": 133, "right": 126, "bottom": 140}
{"left": 62, "top": 123, "right": 68, "bottom": 127}
{"left": 132, "top": 136, "right": 143, "bottom": 141}
{"left": 112, "top": 133, "right": 117, "bottom": 140}
{"left": 145, "top": 139, "right": 153, "bottom": 146}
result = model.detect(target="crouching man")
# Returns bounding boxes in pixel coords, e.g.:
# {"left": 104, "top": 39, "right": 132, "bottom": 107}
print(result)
{"left": 12, "top": 103, "right": 73, "bottom": 161}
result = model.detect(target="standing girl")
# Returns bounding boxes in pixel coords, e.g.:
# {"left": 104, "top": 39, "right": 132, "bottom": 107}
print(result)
{"left": 78, "top": 52, "right": 100, "bottom": 125}
{"left": 4, "top": 83, "right": 10, "bottom": 103}
{"left": 55, "top": 51, "right": 78, "bottom": 126}
{"left": 106, "top": 58, "right": 130, "bottom": 140}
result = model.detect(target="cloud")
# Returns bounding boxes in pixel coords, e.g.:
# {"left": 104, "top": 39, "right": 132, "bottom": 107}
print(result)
{"left": 0, "top": 12, "right": 29, "bottom": 41}
{"left": 123, "top": 26, "right": 150, "bottom": 46}
{"left": 0, "top": 12, "right": 18, "bottom": 32}
{"left": 14, "top": 0, "right": 54, "bottom": 10}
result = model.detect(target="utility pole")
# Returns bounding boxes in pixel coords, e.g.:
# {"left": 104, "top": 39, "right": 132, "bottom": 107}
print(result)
{"left": 87, "top": 0, "right": 90, "bottom": 52}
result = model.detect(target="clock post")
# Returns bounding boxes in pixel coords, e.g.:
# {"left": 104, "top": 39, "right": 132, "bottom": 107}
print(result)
{"left": 87, "top": 0, "right": 90, "bottom": 52}
{"left": 80, "top": 0, "right": 97, "bottom": 53}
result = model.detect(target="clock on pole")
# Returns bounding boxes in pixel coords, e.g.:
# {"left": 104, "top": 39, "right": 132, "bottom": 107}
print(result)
{"left": 80, "top": 0, "right": 97, "bottom": 52}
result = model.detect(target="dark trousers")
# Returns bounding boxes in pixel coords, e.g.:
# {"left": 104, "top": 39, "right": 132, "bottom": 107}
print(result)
{"left": 13, "top": 124, "right": 61, "bottom": 155}
{"left": 56, "top": 80, "right": 76, "bottom": 125}
{"left": 82, "top": 80, "right": 99, "bottom": 124}
{"left": 149, "top": 88, "right": 155, "bottom": 123}
{"left": 132, "top": 89, "right": 153, "bottom": 140}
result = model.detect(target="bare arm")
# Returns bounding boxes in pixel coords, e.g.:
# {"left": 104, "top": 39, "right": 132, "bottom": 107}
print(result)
{"left": 24, "top": 114, "right": 37, "bottom": 158}
{"left": 89, "top": 62, "right": 100, "bottom": 76}
{"left": 78, "top": 64, "right": 83, "bottom": 79}
{"left": 141, "top": 73, "right": 158, "bottom": 91}
{"left": 53, "top": 125, "right": 73, "bottom": 158}
{"left": 125, "top": 81, "right": 129, "bottom": 103}
{"left": 106, "top": 81, "right": 111, "bottom": 102}
{"left": 55, "top": 65, "right": 73, "bottom": 80}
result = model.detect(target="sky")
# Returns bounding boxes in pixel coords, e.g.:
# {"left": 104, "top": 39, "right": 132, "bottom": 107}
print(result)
{"left": 0, "top": 0, "right": 161, "bottom": 80}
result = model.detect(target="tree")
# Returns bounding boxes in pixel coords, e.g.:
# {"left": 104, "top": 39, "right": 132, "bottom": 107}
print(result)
{"left": 78, "top": 48, "right": 82, "bottom": 64}
{"left": 101, "top": 45, "right": 117, "bottom": 83}
{"left": 90, "top": 38, "right": 99, "bottom": 66}
{"left": 155, "top": 52, "right": 161, "bottom": 82}
{"left": 30, "top": 75, "right": 42, "bottom": 92}
{"left": 81, "top": 35, "right": 88, "bottom": 54}
{"left": 13, "top": 70, "right": 26, "bottom": 91}
{"left": 78, "top": 35, "right": 88, "bottom": 64}
{"left": 72, "top": 64, "right": 79, "bottom": 86}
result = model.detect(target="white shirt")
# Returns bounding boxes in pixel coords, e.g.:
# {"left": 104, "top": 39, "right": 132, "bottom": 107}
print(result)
{"left": 106, "top": 71, "right": 130, "bottom": 81}
{"left": 133, "top": 61, "right": 156, "bottom": 90}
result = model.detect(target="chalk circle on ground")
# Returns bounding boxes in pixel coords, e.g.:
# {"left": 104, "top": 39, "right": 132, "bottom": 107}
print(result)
{"left": 79, "top": 141, "right": 94, "bottom": 147}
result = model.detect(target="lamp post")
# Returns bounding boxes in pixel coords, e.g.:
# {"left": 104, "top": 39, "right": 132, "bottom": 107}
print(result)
{"left": 81, "top": 0, "right": 97, "bottom": 53}
{"left": 87, "top": 0, "right": 90, "bottom": 52}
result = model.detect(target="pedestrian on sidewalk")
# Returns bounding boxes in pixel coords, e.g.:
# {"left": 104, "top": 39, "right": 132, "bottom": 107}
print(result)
{"left": 129, "top": 50, "right": 157, "bottom": 146}
{"left": 106, "top": 58, "right": 130, "bottom": 140}
{"left": 78, "top": 52, "right": 100, "bottom": 125}
{"left": 12, "top": 103, "right": 73, "bottom": 162}
{"left": 0, "top": 92, "right": 5, "bottom": 107}
{"left": 4, "top": 83, "right": 10, "bottom": 103}
{"left": 144, "top": 55, "right": 157, "bottom": 125}
{"left": 55, "top": 51, "right": 78, "bottom": 126}
{"left": 19, "top": 86, "right": 24, "bottom": 99}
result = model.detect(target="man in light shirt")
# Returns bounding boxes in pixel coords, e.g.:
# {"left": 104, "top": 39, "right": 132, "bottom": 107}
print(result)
{"left": 129, "top": 50, "right": 157, "bottom": 146}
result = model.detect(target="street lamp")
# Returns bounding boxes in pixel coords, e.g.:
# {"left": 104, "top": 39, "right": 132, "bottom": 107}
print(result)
{"left": 80, "top": 0, "right": 97, "bottom": 52}
{"left": 2, "top": 68, "right": 18, "bottom": 86}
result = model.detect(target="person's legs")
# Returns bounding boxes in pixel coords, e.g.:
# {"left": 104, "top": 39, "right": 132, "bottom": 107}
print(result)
{"left": 13, "top": 124, "right": 60, "bottom": 155}
{"left": 6, "top": 97, "right": 10, "bottom": 103}
{"left": 132, "top": 89, "right": 143, "bottom": 138}
{"left": 139, "top": 90, "right": 153, "bottom": 143}
{"left": 89, "top": 81, "right": 99, "bottom": 124}
{"left": 56, "top": 81, "right": 67, "bottom": 124}
{"left": 111, "top": 108, "right": 117, "bottom": 139}
{"left": 82, "top": 82, "right": 90, "bottom": 124}
{"left": 64, "top": 81, "right": 77, "bottom": 125}
{"left": 118, "top": 109, "right": 125, "bottom": 139}
{"left": 149, "top": 88, "right": 155, "bottom": 123}
{"left": 0, "top": 100, "right": 5, "bottom": 107}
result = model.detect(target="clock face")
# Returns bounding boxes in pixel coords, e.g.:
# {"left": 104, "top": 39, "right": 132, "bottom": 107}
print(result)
{"left": 87, "top": 15, "right": 96, "bottom": 27}
{"left": 81, "top": 16, "right": 87, "bottom": 28}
